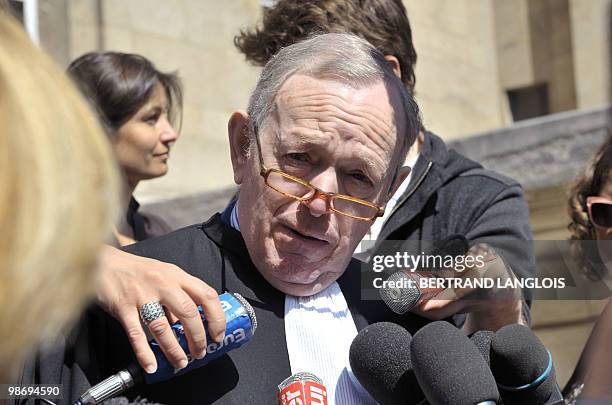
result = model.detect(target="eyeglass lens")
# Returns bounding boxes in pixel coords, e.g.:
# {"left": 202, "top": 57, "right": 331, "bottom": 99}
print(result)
{"left": 591, "top": 202, "right": 612, "bottom": 228}
{"left": 266, "top": 171, "right": 379, "bottom": 219}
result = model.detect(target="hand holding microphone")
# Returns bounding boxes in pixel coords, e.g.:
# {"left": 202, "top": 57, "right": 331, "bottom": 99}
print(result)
{"left": 96, "top": 246, "right": 227, "bottom": 373}
{"left": 75, "top": 292, "right": 257, "bottom": 405}
{"left": 379, "top": 237, "right": 525, "bottom": 330}
{"left": 411, "top": 243, "right": 522, "bottom": 323}
{"left": 379, "top": 235, "right": 470, "bottom": 315}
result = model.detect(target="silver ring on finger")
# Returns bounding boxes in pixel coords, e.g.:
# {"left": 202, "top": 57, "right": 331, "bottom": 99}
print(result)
{"left": 140, "top": 300, "right": 165, "bottom": 325}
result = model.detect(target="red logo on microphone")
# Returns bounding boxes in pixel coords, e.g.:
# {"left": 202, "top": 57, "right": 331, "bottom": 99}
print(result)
{"left": 278, "top": 373, "right": 328, "bottom": 405}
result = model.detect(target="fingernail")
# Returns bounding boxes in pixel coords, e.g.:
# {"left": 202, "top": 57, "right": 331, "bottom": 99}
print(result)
{"left": 195, "top": 350, "right": 206, "bottom": 360}
{"left": 145, "top": 364, "right": 157, "bottom": 374}
{"left": 215, "top": 332, "right": 225, "bottom": 343}
{"left": 178, "top": 358, "right": 188, "bottom": 369}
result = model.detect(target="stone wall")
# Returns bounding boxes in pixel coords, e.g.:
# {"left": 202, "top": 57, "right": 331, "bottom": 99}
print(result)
{"left": 570, "top": 0, "right": 612, "bottom": 109}
{"left": 450, "top": 105, "right": 611, "bottom": 190}
{"left": 40, "top": 0, "right": 262, "bottom": 203}
{"left": 100, "top": 0, "right": 262, "bottom": 201}
{"left": 404, "top": 0, "right": 506, "bottom": 139}
{"left": 35, "top": 0, "right": 612, "bottom": 204}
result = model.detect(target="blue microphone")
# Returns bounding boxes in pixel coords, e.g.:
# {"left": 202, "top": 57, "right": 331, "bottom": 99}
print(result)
{"left": 74, "top": 292, "right": 257, "bottom": 404}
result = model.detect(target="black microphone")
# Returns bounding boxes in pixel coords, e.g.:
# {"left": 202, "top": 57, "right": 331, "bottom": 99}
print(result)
{"left": 469, "top": 330, "right": 494, "bottom": 365}
{"left": 379, "top": 235, "right": 469, "bottom": 314}
{"left": 490, "top": 324, "right": 563, "bottom": 404}
{"left": 349, "top": 322, "right": 424, "bottom": 405}
{"left": 410, "top": 321, "right": 500, "bottom": 405}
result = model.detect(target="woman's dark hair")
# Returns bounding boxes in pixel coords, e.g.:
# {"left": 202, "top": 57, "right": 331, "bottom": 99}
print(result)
{"left": 568, "top": 135, "right": 612, "bottom": 279}
{"left": 67, "top": 52, "right": 183, "bottom": 134}
{"left": 234, "top": 0, "right": 418, "bottom": 92}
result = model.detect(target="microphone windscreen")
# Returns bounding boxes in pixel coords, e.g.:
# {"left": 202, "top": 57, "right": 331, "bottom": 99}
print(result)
{"left": 379, "top": 271, "right": 421, "bottom": 314}
{"left": 379, "top": 235, "right": 469, "bottom": 314}
{"left": 411, "top": 321, "right": 500, "bottom": 405}
{"left": 490, "top": 324, "right": 557, "bottom": 404}
{"left": 469, "top": 330, "right": 494, "bottom": 365}
{"left": 349, "top": 322, "right": 423, "bottom": 405}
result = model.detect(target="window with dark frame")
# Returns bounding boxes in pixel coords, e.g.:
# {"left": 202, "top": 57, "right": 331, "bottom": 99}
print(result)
{"left": 507, "top": 83, "right": 550, "bottom": 122}
{"left": 7, "top": 0, "right": 24, "bottom": 23}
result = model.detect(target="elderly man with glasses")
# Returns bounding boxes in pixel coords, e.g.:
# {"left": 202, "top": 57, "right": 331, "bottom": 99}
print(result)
{"left": 52, "top": 33, "right": 423, "bottom": 405}
{"left": 23, "top": 29, "right": 532, "bottom": 405}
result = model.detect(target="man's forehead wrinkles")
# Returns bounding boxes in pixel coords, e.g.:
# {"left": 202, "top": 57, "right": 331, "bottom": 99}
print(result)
{"left": 282, "top": 90, "right": 350, "bottom": 107}
{"left": 280, "top": 130, "right": 330, "bottom": 146}
{"left": 272, "top": 124, "right": 385, "bottom": 171}
{"left": 281, "top": 117, "right": 394, "bottom": 161}
{"left": 283, "top": 92, "right": 392, "bottom": 124}
{"left": 272, "top": 77, "right": 399, "bottom": 175}
{"left": 281, "top": 97, "right": 395, "bottom": 149}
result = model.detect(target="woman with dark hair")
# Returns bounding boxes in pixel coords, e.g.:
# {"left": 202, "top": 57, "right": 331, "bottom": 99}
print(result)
{"left": 564, "top": 135, "right": 612, "bottom": 403}
{"left": 65, "top": 53, "right": 224, "bottom": 380}
{"left": 68, "top": 52, "right": 183, "bottom": 245}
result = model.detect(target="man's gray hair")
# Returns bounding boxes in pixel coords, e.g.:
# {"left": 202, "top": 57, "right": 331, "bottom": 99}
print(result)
{"left": 247, "top": 32, "right": 421, "bottom": 159}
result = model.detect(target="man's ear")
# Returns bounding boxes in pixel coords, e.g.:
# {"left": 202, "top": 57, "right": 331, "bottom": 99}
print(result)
{"left": 388, "top": 166, "right": 411, "bottom": 197}
{"left": 384, "top": 55, "right": 402, "bottom": 79}
{"left": 228, "top": 110, "right": 251, "bottom": 185}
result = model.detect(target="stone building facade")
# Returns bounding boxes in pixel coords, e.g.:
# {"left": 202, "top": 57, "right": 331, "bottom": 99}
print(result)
{"left": 9, "top": 0, "right": 608, "bottom": 202}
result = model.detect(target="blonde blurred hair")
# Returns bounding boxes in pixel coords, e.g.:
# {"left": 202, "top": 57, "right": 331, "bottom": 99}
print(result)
{"left": 0, "top": 11, "right": 119, "bottom": 381}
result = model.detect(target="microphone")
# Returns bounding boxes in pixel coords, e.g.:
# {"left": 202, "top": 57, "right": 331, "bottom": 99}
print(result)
{"left": 379, "top": 235, "right": 469, "bottom": 314}
{"left": 490, "top": 324, "right": 563, "bottom": 404}
{"left": 277, "top": 372, "right": 328, "bottom": 405}
{"left": 410, "top": 321, "right": 500, "bottom": 405}
{"left": 469, "top": 330, "right": 494, "bottom": 365}
{"left": 349, "top": 322, "right": 424, "bottom": 405}
{"left": 74, "top": 292, "right": 257, "bottom": 405}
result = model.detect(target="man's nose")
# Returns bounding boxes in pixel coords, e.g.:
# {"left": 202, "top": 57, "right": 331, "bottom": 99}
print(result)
{"left": 302, "top": 169, "right": 338, "bottom": 217}
{"left": 303, "top": 193, "right": 329, "bottom": 217}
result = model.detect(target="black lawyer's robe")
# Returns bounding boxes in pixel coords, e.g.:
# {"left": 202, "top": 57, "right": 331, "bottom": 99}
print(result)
{"left": 31, "top": 214, "right": 431, "bottom": 405}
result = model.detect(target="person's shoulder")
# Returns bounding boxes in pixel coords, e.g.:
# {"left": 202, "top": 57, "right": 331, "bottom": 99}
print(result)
{"left": 123, "top": 221, "right": 211, "bottom": 260}
{"left": 455, "top": 165, "right": 522, "bottom": 189}
{"left": 439, "top": 160, "right": 526, "bottom": 210}
{"left": 121, "top": 215, "right": 228, "bottom": 291}
{"left": 139, "top": 210, "right": 173, "bottom": 237}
